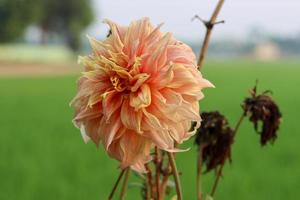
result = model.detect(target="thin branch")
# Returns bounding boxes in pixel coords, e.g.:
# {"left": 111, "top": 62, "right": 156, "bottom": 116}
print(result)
{"left": 159, "top": 172, "right": 170, "bottom": 200}
{"left": 196, "top": 144, "right": 205, "bottom": 200}
{"left": 145, "top": 164, "right": 154, "bottom": 199}
{"left": 194, "top": 0, "right": 225, "bottom": 70}
{"left": 159, "top": 157, "right": 172, "bottom": 200}
{"left": 167, "top": 152, "right": 183, "bottom": 200}
{"left": 210, "top": 164, "right": 224, "bottom": 196}
{"left": 210, "top": 111, "right": 246, "bottom": 197}
{"left": 233, "top": 112, "right": 246, "bottom": 136}
{"left": 155, "top": 147, "right": 161, "bottom": 200}
{"left": 120, "top": 168, "right": 131, "bottom": 200}
{"left": 108, "top": 169, "right": 126, "bottom": 200}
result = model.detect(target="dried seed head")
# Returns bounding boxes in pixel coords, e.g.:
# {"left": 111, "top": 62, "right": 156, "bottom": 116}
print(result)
{"left": 194, "top": 111, "right": 234, "bottom": 172}
{"left": 243, "top": 85, "right": 282, "bottom": 146}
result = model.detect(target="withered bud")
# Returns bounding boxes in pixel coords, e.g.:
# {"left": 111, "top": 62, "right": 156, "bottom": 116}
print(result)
{"left": 243, "top": 85, "right": 282, "bottom": 146}
{"left": 193, "top": 111, "right": 234, "bottom": 172}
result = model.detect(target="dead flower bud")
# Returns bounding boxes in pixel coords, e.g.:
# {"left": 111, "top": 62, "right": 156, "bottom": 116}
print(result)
{"left": 193, "top": 111, "right": 234, "bottom": 172}
{"left": 243, "top": 85, "right": 282, "bottom": 146}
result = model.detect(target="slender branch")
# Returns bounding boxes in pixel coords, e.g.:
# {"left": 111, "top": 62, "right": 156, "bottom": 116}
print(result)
{"left": 145, "top": 164, "right": 154, "bottom": 199}
{"left": 159, "top": 172, "right": 170, "bottom": 200}
{"left": 196, "top": 144, "right": 205, "bottom": 200}
{"left": 155, "top": 147, "right": 161, "bottom": 200}
{"left": 233, "top": 112, "right": 246, "bottom": 136}
{"left": 108, "top": 169, "right": 126, "bottom": 200}
{"left": 120, "top": 168, "right": 131, "bottom": 200}
{"left": 210, "top": 111, "right": 246, "bottom": 197}
{"left": 146, "top": 183, "right": 151, "bottom": 200}
{"left": 194, "top": 0, "right": 225, "bottom": 70}
{"left": 167, "top": 152, "right": 183, "bottom": 200}
{"left": 159, "top": 157, "right": 172, "bottom": 200}
{"left": 210, "top": 164, "right": 224, "bottom": 196}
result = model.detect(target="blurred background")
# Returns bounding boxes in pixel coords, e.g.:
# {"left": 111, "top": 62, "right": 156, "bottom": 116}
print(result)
{"left": 0, "top": 0, "right": 299, "bottom": 199}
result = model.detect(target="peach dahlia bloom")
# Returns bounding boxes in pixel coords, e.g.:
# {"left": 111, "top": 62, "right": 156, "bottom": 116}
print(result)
{"left": 71, "top": 18, "right": 213, "bottom": 172}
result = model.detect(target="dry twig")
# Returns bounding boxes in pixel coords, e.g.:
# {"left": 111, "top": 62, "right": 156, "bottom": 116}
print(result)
{"left": 192, "top": 0, "right": 225, "bottom": 70}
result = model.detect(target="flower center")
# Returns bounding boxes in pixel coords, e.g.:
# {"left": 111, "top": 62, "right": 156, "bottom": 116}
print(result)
{"left": 110, "top": 76, "right": 128, "bottom": 92}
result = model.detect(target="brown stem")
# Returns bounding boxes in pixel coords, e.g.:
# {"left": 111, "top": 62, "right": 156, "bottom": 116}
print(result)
{"left": 233, "top": 112, "right": 246, "bottom": 136}
{"left": 159, "top": 174, "right": 170, "bottom": 200}
{"left": 195, "top": 0, "right": 225, "bottom": 70}
{"left": 145, "top": 164, "right": 154, "bottom": 199}
{"left": 155, "top": 147, "right": 161, "bottom": 200}
{"left": 108, "top": 169, "right": 126, "bottom": 200}
{"left": 146, "top": 182, "right": 151, "bottom": 200}
{"left": 167, "top": 152, "right": 183, "bottom": 200}
{"left": 120, "top": 168, "right": 131, "bottom": 200}
{"left": 196, "top": 144, "right": 205, "bottom": 200}
{"left": 210, "top": 112, "right": 246, "bottom": 197}
{"left": 210, "top": 164, "right": 224, "bottom": 196}
{"left": 159, "top": 158, "right": 172, "bottom": 200}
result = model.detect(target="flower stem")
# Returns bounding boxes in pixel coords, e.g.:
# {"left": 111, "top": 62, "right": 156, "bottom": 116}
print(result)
{"left": 210, "top": 112, "right": 246, "bottom": 197}
{"left": 233, "top": 112, "right": 246, "bottom": 137}
{"left": 108, "top": 169, "right": 126, "bottom": 200}
{"left": 159, "top": 162, "right": 171, "bottom": 200}
{"left": 155, "top": 147, "right": 161, "bottom": 200}
{"left": 210, "top": 164, "right": 224, "bottom": 196}
{"left": 167, "top": 152, "right": 183, "bottom": 200}
{"left": 120, "top": 168, "right": 131, "bottom": 200}
{"left": 145, "top": 164, "right": 154, "bottom": 199}
{"left": 196, "top": 145, "right": 205, "bottom": 200}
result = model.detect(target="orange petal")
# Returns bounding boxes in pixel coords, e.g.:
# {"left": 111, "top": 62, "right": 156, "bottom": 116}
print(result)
{"left": 121, "top": 98, "right": 143, "bottom": 133}
{"left": 102, "top": 90, "right": 123, "bottom": 122}
{"left": 99, "top": 113, "right": 123, "bottom": 149}
{"left": 119, "top": 130, "right": 152, "bottom": 169}
{"left": 129, "top": 84, "right": 151, "bottom": 110}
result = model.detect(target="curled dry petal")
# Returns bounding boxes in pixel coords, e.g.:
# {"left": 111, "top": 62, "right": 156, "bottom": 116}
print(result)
{"left": 71, "top": 18, "right": 213, "bottom": 172}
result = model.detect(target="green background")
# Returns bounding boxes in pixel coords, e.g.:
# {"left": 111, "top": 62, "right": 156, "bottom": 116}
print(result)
{"left": 1, "top": 60, "right": 299, "bottom": 200}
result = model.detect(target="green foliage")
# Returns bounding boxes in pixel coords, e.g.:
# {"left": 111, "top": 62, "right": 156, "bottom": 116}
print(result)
{"left": 0, "top": 0, "right": 40, "bottom": 42}
{"left": 0, "top": 0, "right": 94, "bottom": 51}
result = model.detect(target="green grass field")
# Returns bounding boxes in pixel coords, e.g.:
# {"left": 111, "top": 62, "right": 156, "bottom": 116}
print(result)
{"left": 1, "top": 60, "right": 299, "bottom": 200}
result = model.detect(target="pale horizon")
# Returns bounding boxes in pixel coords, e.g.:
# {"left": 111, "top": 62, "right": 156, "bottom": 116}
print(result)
{"left": 87, "top": 0, "right": 300, "bottom": 42}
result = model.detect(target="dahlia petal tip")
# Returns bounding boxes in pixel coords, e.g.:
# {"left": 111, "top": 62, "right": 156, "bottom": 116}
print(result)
{"left": 80, "top": 125, "right": 91, "bottom": 143}
{"left": 204, "top": 79, "right": 215, "bottom": 88}
{"left": 166, "top": 147, "right": 191, "bottom": 153}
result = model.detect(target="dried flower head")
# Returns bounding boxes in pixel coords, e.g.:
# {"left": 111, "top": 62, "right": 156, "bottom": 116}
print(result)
{"left": 194, "top": 111, "right": 234, "bottom": 172}
{"left": 243, "top": 85, "right": 282, "bottom": 146}
{"left": 70, "top": 18, "right": 213, "bottom": 172}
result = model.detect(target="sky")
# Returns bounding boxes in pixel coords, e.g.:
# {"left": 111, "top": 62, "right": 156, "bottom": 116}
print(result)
{"left": 88, "top": 0, "right": 300, "bottom": 42}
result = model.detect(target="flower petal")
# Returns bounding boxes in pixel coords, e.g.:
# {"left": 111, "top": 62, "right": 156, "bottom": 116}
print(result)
{"left": 102, "top": 90, "right": 123, "bottom": 122}
{"left": 121, "top": 98, "right": 143, "bottom": 133}
{"left": 119, "top": 130, "right": 152, "bottom": 169}
{"left": 130, "top": 84, "right": 151, "bottom": 110}
{"left": 99, "top": 113, "right": 123, "bottom": 149}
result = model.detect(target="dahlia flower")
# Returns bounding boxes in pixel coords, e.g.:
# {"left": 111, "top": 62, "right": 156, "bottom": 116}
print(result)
{"left": 71, "top": 18, "right": 213, "bottom": 172}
